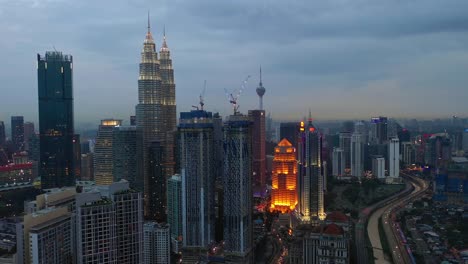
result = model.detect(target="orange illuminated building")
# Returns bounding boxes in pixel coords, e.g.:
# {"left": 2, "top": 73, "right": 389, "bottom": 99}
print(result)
{"left": 270, "top": 138, "right": 298, "bottom": 213}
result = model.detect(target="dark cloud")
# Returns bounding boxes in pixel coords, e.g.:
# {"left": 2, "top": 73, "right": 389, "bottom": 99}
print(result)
{"left": 1, "top": 0, "right": 468, "bottom": 126}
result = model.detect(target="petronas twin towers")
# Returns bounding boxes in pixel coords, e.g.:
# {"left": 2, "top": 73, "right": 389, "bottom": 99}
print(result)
{"left": 136, "top": 17, "right": 176, "bottom": 220}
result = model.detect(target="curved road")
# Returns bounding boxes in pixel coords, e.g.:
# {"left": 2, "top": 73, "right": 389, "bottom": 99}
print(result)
{"left": 368, "top": 175, "right": 428, "bottom": 264}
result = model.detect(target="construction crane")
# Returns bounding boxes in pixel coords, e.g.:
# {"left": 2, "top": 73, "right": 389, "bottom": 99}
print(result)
{"left": 224, "top": 75, "right": 250, "bottom": 114}
{"left": 192, "top": 80, "right": 207, "bottom": 111}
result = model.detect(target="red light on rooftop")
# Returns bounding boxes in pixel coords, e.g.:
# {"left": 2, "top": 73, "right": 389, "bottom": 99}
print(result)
{"left": 309, "top": 127, "right": 315, "bottom": 132}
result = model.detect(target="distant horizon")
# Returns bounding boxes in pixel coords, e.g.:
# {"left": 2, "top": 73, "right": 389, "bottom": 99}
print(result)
{"left": 1, "top": 1, "right": 468, "bottom": 127}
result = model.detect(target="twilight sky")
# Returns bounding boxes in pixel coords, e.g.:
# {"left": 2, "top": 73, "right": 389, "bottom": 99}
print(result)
{"left": 1, "top": 0, "right": 468, "bottom": 126}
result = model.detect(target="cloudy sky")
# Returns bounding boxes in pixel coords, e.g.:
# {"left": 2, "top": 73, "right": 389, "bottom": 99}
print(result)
{"left": 1, "top": 0, "right": 468, "bottom": 126}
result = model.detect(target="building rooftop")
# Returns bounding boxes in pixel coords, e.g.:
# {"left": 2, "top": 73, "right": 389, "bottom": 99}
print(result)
{"left": 322, "top": 223, "right": 344, "bottom": 235}
{"left": 325, "top": 211, "right": 350, "bottom": 223}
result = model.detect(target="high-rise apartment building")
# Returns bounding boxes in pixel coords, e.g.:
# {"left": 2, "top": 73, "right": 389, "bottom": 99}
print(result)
{"left": 332, "top": 148, "right": 345, "bottom": 177}
{"left": 80, "top": 153, "right": 94, "bottom": 181}
{"left": 248, "top": 110, "right": 266, "bottom": 193}
{"left": 148, "top": 141, "right": 167, "bottom": 221}
{"left": 167, "top": 174, "right": 182, "bottom": 253}
{"left": 38, "top": 52, "right": 75, "bottom": 189}
{"left": 113, "top": 126, "right": 137, "bottom": 186}
{"left": 339, "top": 132, "right": 351, "bottom": 170}
{"left": 11, "top": 116, "right": 24, "bottom": 151}
{"left": 143, "top": 222, "right": 171, "bottom": 264}
{"left": 178, "top": 110, "right": 215, "bottom": 250}
{"left": 136, "top": 18, "right": 176, "bottom": 219}
{"left": 388, "top": 137, "right": 400, "bottom": 178}
{"left": 372, "top": 157, "right": 385, "bottom": 179}
{"left": 271, "top": 139, "right": 297, "bottom": 213}
{"left": 297, "top": 116, "right": 325, "bottom": 223}
{"left": 351, "top": 133, "right": 364, "bottom": 178}
{"left": 94, "top": 119, "right": 122, "bottom": 185}
{"left": 223, "top": 114, "right": 253, "bottom": 262}
{"left": 401, "top": 142, "right": 415, "bottom": 166}
{"left": 76, "top": 181, "right": 143, "bottom": 264}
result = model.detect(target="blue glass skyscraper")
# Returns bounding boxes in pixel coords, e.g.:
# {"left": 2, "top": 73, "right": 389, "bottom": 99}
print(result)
{"left": 37, "top": 51, "right": 75, "bottom": 189}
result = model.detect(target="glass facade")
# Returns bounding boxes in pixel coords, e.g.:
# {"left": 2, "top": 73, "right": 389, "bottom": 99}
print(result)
{"left": 37, "top": 52, "right": 75, "bottom": 189}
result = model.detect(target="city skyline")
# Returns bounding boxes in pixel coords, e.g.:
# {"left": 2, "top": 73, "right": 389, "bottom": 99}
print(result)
{"left": 1, "top": 0, "right": 468, "bottom": 124}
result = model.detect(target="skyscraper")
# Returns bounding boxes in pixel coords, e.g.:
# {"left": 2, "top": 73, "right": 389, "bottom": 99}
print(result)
{"left": 297, "top": 115, "right": 325, "bottom": 224}
{"left": 23, "top": 122, "right": 34, "bottom": 151}
{"left": 280, "top": 122, "right": 300, "bottom": 149}
{"left": 179, "top": 110, "right": 215, "bottom": 250}
{"left": 38, "top": 52, "right": 75, "bottom": 189}
{"left": 388, "top": 137, "right": 400, "bottom": 178}
{"left": 143, "top": 222, "right": 171, "bottom": 264}
{"left": 339, "top": 132, "right": 351, "bottom": 170}
{"left": 136, "top": 16, "right": 176, "bottom": 219}
{"left": 113, "top": 126, "right": 137, "bottom": 186}
{"left": 370, "top": 116, "right": 388, "bottom": 144}
{"left": 223, "top": 114, "right": 253, "bottom": 262}
{"left": 351, "top": 133, "right": 364, "bottom": 178}
{"left": 372, "top": 157, "right": 385, "bottom": 179}
{"left": 248, "top": 110, "right": 266, "bottom": 194}
{"left": 167, "top": 174, "right": 182, "bottom": 253}
{"left": 0, "top": 121, "right": 5, "bottom": 146}
{"left": 94, "top": 119, "right": 122, "bottom": 185}
{"left": 332, "top": 147, "right": 345, "bottom": 177}
{"left": 271, "top": 139, "right": 297, "bottom": 213}
{"left": 148, "top": 141, "right": 166, "bottom": 221}
{"left": 11, "top": 116, "right": 24, "bottom": 151}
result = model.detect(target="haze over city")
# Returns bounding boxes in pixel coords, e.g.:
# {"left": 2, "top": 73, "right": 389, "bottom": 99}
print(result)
{"left": 1, "top": 0, "right": 468, "bottom": 125}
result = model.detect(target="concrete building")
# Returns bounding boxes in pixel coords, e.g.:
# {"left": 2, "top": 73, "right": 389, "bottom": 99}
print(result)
{"left": 0, "top": 121, "right": 5, "bottom": 146}
{"left": 372, "top": 157, "right": 385, "bottom": 179}
{"left": 112, "top": 126, "right": 137, "bottom": 186}
{"left": 388, "top": 137, "right": 400, "bottom": 178}
{"left": 248, "top": 110, "right": 266, "bottom": 195}
{"left": 23, "top": 122, "right": 34, "bottom": 151}
{"left": 339, "top": 132, "right": 351, "bottom": 170}
{"left": 80, "top": 153, "right": 94, "bottom": 181}
{"left": 351, "top": 133, "right": 364, "bottom": 178}
{"left": 370, "top": 116, "right": 388, "bottom": 144}
{"left": 11, "top": 116, "right": 24, "bottom": 151}
{"left": 143, "top": 222, "right": 170, "bottom": 264}
{"left": 280, "top": 122, "right": 300, "bottom": 151}
{"left": 401, "top": 142, "right": 415, "bottom": 166}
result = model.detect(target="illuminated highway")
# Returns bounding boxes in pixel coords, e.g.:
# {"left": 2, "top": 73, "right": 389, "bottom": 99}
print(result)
{"left": 368, "top": 174, "right": 428, "bottom": 264}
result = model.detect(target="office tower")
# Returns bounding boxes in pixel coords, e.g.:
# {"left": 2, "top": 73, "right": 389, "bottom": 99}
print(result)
{"left": 248, "top": 110, "right": 266, "bottom": 193}
{"left": 339, "top": 132, "right": 351, "bottom": 170}
{"left": 425, "top": 133, "right": 452, "bottom": 169}
{"left": 11, "top": 116, "right": 24, "bottom": 151}
{"left": 271, "top": 139, "right": 297, "bottom": 213}
{"left": 351, "top": 133, "right": 364, "bottom": 178}
{"left": 113, "top": 126, "right": 137, "bottom": 186}
{"left": 354, "top": 121, "right": 368, "bottom": 143}
{"left": 38, "top": 52, "right": 75, "bottom": 189}
{"left": 167, "top": 174, "right": 182, "bottom": 253}
{"left": 76, "top": 181, "right": 143, "bottom": 264}
{"left": 178, "top": 110, "right": 215, "bottom": 252}
{"left": 28, "top": 133, "right": 40, "bottom": 161}
{"left": 398, "top": 128, "right": 411, "bottom": 143}
{"left": 223, "top": 114, "right": 253, "bottom": 262}
{"left": 372, "top": 157, "right": 385, "bottom": 179}
{"left": 213, "top": 113, "right": 224, "bottom": 182}
{"left": 130, "top": 115, "right": 136, "bottom": 126}
{"left": 23, "top": 122, "right": 34, "bottom": 151}
{"left": 256, "top": 67, "right": 266, "bottom": 110}
{"left": 94, "top": 119, "right": 122, "bottom": 185}
{"left": 0, "top": 121, "right": 5, "bottom": 146}
{"left": 80, "top": 153, "right": 94, "bottom": 181}
{"left": 80, "top": 140, "right": 90, "bottom": 154}
{"left": 143, "top": 222, "right": 171, "bottom": 264}
{"left": 297, "top": 115, "right": 325, "bottom": 223}
{"left": 332, "top": 148, "right": 345, "bottom": 177}
{"left": 370, "top": 116, "right": 388, "bottom": 144}
{"left": 401, "top": 142, "right": 415, "bottom": 166}
{"left": 136, "top": 18, "right": 176, "bottom": 219}
{"left": 280, "top": 122, "right": 300, "bottom": 149}
{"left": 388, "top": 137, "right": 400, "bottom": 178}
{"left": 148, "top": 141, "right": 166, "bottom": 221}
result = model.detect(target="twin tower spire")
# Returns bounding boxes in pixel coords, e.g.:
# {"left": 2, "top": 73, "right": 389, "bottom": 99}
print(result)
{"left": 145, "top": 11, "right": 168, "bottom": 50}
